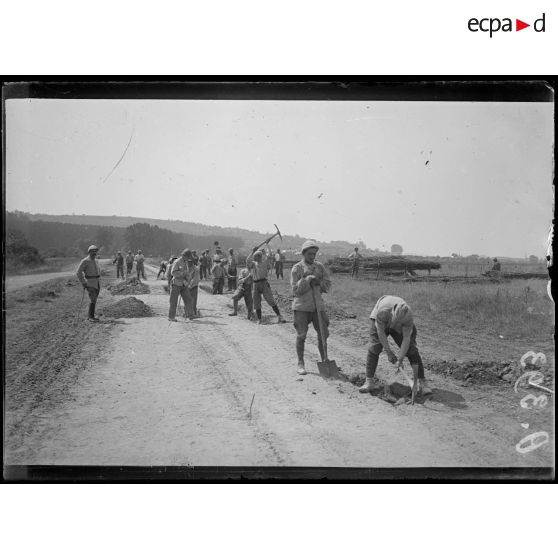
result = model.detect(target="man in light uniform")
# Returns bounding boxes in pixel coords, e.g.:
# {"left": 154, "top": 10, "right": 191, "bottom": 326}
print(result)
{"left": 76, "top": 245, "right": 102, "bottom": 322}
{"left": 348, "top": 247, "right": 362, "bottom": 279}
{"left": 274, "top": 248, "right": 285, "bottom": 279}
{"left": 125, "top": 250, "right": 134, "bottom": 277}
{"left": 291, "top": 240, "right": 331, "bottom": 375}
{"left": 227, "top": 248, "right": 238, "bottom": 292}
{"left": 186, "top": 256, "right": 201, "bottom": 318}
{"left": 168, "top": 249, "right": 193, "bottom": 321}
{"left": 113, "top": 250, "right": 125, "bottom": 279}
{"left": 228, "top": 267, "right": 254, "bottom": 320}
{"left": 135, "top": 249, "right": 146, "bottom": 280}
{"left": 246, "top": 244, "right": 286, "bottom": 325}
{"left": 359, "top": 295, "right": 432, "bottom": 397}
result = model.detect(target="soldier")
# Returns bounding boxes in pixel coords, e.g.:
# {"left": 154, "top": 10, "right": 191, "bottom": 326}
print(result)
{"left": 76, "top": 245, "right": 102, "bottom": 322}
{"left": 228, "top": 267, "right": 254, "bottom": 320}
{"left": 246, "top": 244, "right": 286, "bottom": 325}
{"left": 186, "top": 256, "right": 201, "bottom": 318}
{"left": 135, "top": 250, "right": 146, "bottom": 280}
{"left": 359, "top": 295, "right": 432, "bottom": 397}
{"left": 166, "top": 255, "right": 178, "bottom": 294}
{"left": 211, "top": 259, "right": 226, "bottom": 294}
{"left": 348, "top": 247, "right": 362, "bottom": 279}
{"left": 156, "top": 259, "right": 167, "bottom": 280}
{"left": 113, "top": 250, "right": 125, "bottom": 279}
{"left": 125, "top": 250, "right": 134, "bottom": 278}
{"left": 168, "top": 249, "right": 193, "bottom": 321}
{"left": 227, "top": 248, "right": 238, "bottom": 292}
{"left": 291, "top": 240, "right": 331, "bottom": 375}
{"left": 491, "top": 258, "right": 501, "bottom": 271}
{"left": 274, "top": 248, "right": 284, "bottom": 279}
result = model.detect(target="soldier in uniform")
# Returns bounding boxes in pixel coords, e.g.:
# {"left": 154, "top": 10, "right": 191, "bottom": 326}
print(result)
{"left": 291, "top": 240, "right": 331, "bottom": 375}
{"left": 168, "top": 249, "right": 193, "bottom": 321}
{"left": 135, "top": 250, "right": 146, "bottom": 280}
{"left": 125, "top": 250, "right": 134, "bottom": 278}
{"left": 76, "top": 245, "right": 102, "bottom": 322}
{"left": 348, "top": 247, "right": 362, "bottom": 279}
{"left": 246, "top": 244, "right": 286, "bottom": 325}
{"left": 113, "top": 250, "right": 125, "bottom": 279}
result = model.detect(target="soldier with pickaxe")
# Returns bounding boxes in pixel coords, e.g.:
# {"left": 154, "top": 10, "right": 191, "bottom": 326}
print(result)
{"left": 246, "top": 224, "right": 287, "bottom": 325}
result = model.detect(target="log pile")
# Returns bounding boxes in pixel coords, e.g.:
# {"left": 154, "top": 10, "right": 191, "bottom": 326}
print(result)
{"left": 326, "top": 256, "right": 441, "bottom": 274}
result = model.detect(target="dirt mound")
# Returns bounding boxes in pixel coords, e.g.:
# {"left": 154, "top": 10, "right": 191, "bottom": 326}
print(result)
{"left": 107, "top": 277, "right": 150, "bottom": 296}
{"left": 101, "top": 297, "right": 154, "bottom": 318}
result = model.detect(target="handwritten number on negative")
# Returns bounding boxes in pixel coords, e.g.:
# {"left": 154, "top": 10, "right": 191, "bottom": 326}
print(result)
{"left": 515, "top": 431, "right": 550, "bottom": 454}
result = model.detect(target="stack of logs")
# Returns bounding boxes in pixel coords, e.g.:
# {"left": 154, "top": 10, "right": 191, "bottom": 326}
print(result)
{"left": 326, "top": 256, "right": 441, "bottom": 276}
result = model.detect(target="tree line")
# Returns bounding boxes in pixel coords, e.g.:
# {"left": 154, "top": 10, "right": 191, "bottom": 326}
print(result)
{"left": 6, "top": 211, "right": 243, "bottom": 258}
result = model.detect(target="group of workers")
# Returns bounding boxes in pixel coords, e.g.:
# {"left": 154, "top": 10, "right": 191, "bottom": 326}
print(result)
{"left": 112, "top": 250, "right": 146, "bottom": 280}
{"left": 76, "top": 240, "right": 433, "bottom": 401}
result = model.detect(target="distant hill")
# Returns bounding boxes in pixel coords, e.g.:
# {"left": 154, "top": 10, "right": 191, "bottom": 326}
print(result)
{"left": 19, "top": 212, "right": 372, "bottom": 256}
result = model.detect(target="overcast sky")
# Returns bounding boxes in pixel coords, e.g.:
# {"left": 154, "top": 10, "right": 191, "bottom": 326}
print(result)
{"left": 5, "top": 98, "right": 553, "bottom": 257}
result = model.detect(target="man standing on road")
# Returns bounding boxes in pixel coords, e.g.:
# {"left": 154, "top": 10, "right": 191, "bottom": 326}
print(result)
{"left": 125, "top": 250, "right": 134, "bottom": 278}
{"left": 227, "top": 248, "right": 238, "bottom": 292}
{"left": 135, "top": 250, "right": 146, "bottom": 280}
{"left": 76, "top": 245, "right": 102, "bottom": 322}
{"left": 246, "top": 244, "right": 287, "bottom": 325}
{"left": 168, "top": 249, "right": 193, "bottom": 321}
{"left": 113, "top": 250, "right": 125, "bottom": 279}
{"left": 348, "top": 247, "right": 362, "bottom": 279}
{"left": 165, "top": 255, "right": 177, "bottom": 294}
{"left": 359, "top": 295, "right": 432, "bottom": 397}
{"left": 211, "top": 259, "right": 226, "bottom": 294}
{"left": 275, "top": 248, "right": 285, "bottom": 280}
{"left": 229, "top": 267, "right": 254, "bottom": 320}
{"left": 156, "top": 259, "right": 167, "bottom": 280}
{"left": 291, "top": 240, "right": 331, "bottom": 375}
{"left": 186, "top": 256, "right": 201, "bottom": 318}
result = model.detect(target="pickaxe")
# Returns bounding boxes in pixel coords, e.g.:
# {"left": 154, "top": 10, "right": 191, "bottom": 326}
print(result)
{"left": 253, "top": 224, "right": 282, "bottom": 252}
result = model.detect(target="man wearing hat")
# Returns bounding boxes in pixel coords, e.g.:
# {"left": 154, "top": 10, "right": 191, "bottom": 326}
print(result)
{"left": 76, "top": 245, "right": 102, "bottom": 322}
{"left": 125, "top": 250, "right": 134, "bottom": 278}
{"left": 291, "top": 240, "right": 331, "bottom": 374}
{"left": 135, "top": 249, "right": 146, "bottom": 280}
{"left": 246, "top": 244, "right": 286, "bottom": 325}
{"left": 211, "top": 258, "right": 227, "bottom": 294}
{"left": 113, "top": 250, "right": 125, "bottom": 279}
{"left": 168, "top": 249, "right": 194, "bottom": 321}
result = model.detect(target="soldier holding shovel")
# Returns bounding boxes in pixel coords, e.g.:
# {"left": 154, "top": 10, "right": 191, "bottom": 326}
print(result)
{"left": 290, "top": 240, "right": 332, "bottom": 375}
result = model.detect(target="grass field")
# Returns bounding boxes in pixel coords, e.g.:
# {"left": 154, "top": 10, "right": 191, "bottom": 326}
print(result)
{"left": 267, "top": 270, "right": 554, "bottom": 383}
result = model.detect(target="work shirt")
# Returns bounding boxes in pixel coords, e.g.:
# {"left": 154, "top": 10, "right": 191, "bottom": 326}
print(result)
{"left": 171, "top": 257, "right": 193, "bottom": 287}
{"left": 275, "top": 253, "right": 281, "bottom": 262}
{"left": 114, "top": 254, "right": 124, "bottom": 266}
{"left": 166, "top": 259, "right": 177, "bottom": 281}
{"left": 76, "top": 256, "right": 101, "bottom": 289}
{"left": 188, "top": 264, "right": 200, "bottom": 288}
{"left": 135, "top": 254, "right": 145, "bottom": 264}
{"left": 211, "top": 263, "right": 226, "bottom": 278}
{"left": 246, "top": 252, "right": 270, "bottom": 281}
{"left": 125, "top": 254, "right": 134, "bottom": 265}
{"left": 349, "top": 252, "right": 362, "bottom": 265}
{"left": 237, "top": 268, "right": 253, "bottom": 288}
{"left": 227, "top": 254, "right": 238, "bottom": 273}
{"left": 290, "top": 260, "right": 331, "bottom": 312}
{"left": 370, "top": 295, "right": 414, "bottom": 335}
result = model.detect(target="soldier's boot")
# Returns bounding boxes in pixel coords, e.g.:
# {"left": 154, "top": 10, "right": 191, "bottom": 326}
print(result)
{"left": 229, "top": 300, "right": 238, "bottom": 316}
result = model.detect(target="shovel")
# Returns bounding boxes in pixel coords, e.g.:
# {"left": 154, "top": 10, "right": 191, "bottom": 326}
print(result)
{"left": 311, "top": 285, "right": 338, "bottom": 378}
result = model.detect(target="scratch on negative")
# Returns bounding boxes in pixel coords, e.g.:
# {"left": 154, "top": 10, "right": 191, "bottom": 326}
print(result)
{"left": 103, "top": 127, "right": 135, "bottom": 183}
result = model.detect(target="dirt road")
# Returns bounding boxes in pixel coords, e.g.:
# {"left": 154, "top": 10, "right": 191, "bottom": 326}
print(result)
{"left": 4, "top": 264, "right": 554, "bottom": 469}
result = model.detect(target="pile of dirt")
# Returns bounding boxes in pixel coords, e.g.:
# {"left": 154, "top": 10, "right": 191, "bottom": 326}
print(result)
{"left": 107, "top": 277, "right": 150, "bottom": 296}
{"left": 101, "top": 297, "right": 154, "bottom": 318}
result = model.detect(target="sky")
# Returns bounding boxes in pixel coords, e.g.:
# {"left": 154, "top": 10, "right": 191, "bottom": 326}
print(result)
{"left": 5, "top": 98, "right": 554, "bottom": 257}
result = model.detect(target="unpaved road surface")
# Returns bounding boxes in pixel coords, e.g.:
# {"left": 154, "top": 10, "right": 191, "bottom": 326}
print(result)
{"left": 4, "top": 265, "right": 555, "bottom": 469}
